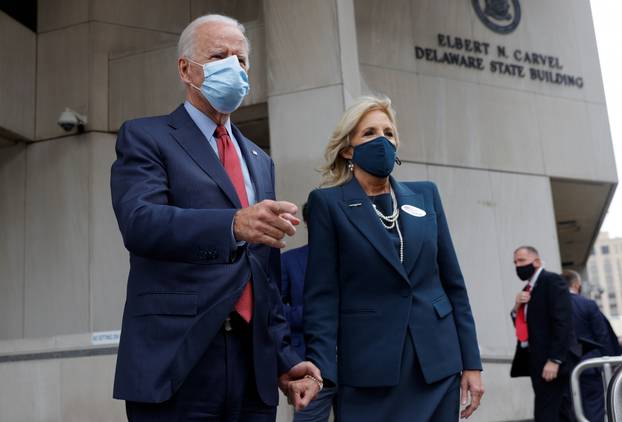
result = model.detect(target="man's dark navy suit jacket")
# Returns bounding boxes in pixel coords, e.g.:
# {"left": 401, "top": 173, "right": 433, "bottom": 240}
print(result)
{"left": 279, "top": 245, "right": 308, "bottom": 358}
{"left": 510, "top": 270, "right": 580, "bottom": 378}
{"left": 110, "top": 105, "right": 300, "bottom": 405}
{"left": 570, "top": 292, "right": 621, "bottom": 358}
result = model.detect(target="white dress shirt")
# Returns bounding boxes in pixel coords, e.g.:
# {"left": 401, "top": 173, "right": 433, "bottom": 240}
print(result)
{"left": 519, "top": 266, "right": 545, "bottom": 348}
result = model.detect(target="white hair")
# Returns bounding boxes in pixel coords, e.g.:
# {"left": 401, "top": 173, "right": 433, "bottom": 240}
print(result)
{"left": 177, "top": 14, "right": 249, "bottom": 59}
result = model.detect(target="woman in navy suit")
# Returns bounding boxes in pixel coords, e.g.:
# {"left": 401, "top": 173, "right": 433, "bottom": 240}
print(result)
{"left": 296, "top": 96, "right": 484, "bottom": 421}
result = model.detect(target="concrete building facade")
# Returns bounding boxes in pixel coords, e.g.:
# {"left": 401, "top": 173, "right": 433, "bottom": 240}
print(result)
{"left": 0, "top": 1, "right": 616, "bottom": 421}
{"left": 587, "top": 232, "right": 622, "bottom": 335}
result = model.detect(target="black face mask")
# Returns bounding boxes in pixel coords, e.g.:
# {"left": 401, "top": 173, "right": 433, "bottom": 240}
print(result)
{"left": 516, "top": 263, "right": 536, "bottom": 281}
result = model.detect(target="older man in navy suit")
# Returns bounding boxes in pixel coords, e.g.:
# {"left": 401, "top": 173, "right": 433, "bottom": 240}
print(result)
{"left": 111, "top": 14, "right": 320, "bottom": 421}
{"left": 562, "top": 270, "right": 622, "bottom": 422}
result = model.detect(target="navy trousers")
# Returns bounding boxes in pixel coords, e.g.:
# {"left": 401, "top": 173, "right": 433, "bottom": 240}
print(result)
{"left": 531, "top": 372, "right": 575, "bottom": 422}
{"left": 126, "top": 314, "right": 276, "bottom": 422}
{"left": 580, "top": 369, "right": 605, "bottom": 422}
{"left": 293, "top": 385, "right": 337, "bottom": 422}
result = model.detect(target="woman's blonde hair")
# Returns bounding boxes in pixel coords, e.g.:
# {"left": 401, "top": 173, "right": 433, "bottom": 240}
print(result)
{"left": 319, "top": 95, "right": 399, "bottom": 187}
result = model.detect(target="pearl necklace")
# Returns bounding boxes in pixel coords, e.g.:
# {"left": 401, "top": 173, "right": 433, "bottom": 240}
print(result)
{"left": 371, "top": 188, "right": 404, "bottom": 263}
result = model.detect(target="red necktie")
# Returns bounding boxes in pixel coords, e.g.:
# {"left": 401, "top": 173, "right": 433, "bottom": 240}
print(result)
{"left": 215, "top": 125, "right": 253, "bottom": 322}
{"left": 515, "top": 284, "right": 532, "bottom": 342}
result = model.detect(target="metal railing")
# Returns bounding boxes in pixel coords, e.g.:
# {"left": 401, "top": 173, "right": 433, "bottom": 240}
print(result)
{"left": 571, "top": 356, "right": 622, "bottom": 422}
{"left": 607, "top": 362, "right": 622, "bottom": 422}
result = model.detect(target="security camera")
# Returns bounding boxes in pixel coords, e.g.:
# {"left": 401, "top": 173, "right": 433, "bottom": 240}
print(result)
{"left": 57, "top": 108, "right": 87, "bottom": 132}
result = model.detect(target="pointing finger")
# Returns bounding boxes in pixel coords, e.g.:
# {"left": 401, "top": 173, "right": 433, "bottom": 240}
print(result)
{"left": 266, "top": 200, "right": 298, "bottom": 216}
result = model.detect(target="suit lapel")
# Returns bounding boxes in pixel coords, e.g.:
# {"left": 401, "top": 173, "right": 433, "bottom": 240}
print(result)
{"left": 168, "top": 105, "right": 242, "bottom": 208}
{"left": 526, "top": 270, "right": 545, "bottom": 321}
{"left": 392, "top": 178, "right": 429, "bottom": 277}
{"left": 231, "top": 124, "right": 266, "bottom": 202}
{"left": 338, "top": 177, "right": 409, "bottom": 283}
{"left": 531, "top": 270, "right": 545, "bottom": 295}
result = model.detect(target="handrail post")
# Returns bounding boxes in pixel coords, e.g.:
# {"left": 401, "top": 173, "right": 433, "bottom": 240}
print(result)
{"left": 570, "top": 356, "right": 622, "bottom": 421}
{"left": 571, "top": 361, "right": 589, "bottom": 422}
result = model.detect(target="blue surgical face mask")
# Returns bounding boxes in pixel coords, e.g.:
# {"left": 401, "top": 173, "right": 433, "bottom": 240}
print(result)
{"left": 188, "top": 55, "right": 250, "bottom": 114}
{"left": 351, "top": 136, "right": 397, "bottom": 178}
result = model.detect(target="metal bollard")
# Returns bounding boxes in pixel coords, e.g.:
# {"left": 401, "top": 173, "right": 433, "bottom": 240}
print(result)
{"left": 571, "top": 356, "right": 622, "bottom": 422}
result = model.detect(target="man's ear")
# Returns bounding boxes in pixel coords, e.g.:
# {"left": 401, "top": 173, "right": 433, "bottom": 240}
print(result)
{"left": 534, "top": 257, "right": 542, "bottom": 268}
{"left": 178, "top": 58, "right": 193, "bottom": 85}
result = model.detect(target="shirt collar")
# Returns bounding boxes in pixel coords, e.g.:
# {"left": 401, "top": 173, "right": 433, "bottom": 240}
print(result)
{"left": 183, "top": 100, "right": 232, "bottom": 139}
{"left": 529, "top": 266, "right": 545, "bottom": 288}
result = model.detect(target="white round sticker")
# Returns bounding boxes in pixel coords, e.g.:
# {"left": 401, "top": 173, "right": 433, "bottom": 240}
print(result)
{"left": 401, "top": 204, "right": 426, "bottom": 217}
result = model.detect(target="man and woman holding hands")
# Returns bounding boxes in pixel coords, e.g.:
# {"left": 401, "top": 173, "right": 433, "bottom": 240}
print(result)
{"left": 111, "top": 14, "right": 483, "bottom": 422}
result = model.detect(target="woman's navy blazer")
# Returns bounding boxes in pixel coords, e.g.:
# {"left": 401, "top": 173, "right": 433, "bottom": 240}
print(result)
{"left": 303, "top": 177, "right": 482, "bottom": 387}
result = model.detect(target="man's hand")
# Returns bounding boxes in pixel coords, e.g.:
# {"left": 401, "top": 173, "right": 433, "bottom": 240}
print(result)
{"left": 542, "top": 360, "right": 559, "bottom": 382}
{"left": 514, "top": 291, "right": 531, "bottom": 311}
{"left": 288, "top": 377, "right": 321, "bottom": 411}
{"left": 460, "top": 370, "right": 484, "bottom": 419}
{"left": 233, "top": 200, "right": 300, "bottom": 248}
{"left": 278, "top": 361, "right": 322, "bottom": 396}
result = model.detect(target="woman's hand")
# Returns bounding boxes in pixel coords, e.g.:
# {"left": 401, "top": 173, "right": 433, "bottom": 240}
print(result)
{"left": 287, "top": 376, "right": 322, "bottom": 411}
{"left": 460, "top": 370, "right": 484, "bottom": 419}
{"left": 278, "top": 361, "right": 322, "bottom": 396}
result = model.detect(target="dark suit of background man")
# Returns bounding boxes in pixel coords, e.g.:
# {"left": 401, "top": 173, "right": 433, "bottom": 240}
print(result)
{"left": 280, "top": 203, "right": 338, "bottom": 422}
{"left": 562, "top": 270, "right": 622, "bottom": 422}
{"left": 110, "top": 14, "right": 320, "bottom": 421}
{"left": 510, "top": 246, "right": 579, "bottom": 422}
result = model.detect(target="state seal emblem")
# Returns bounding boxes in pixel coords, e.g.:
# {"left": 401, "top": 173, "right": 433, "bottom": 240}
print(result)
{"left": 472, "top": 0, "right": 521, "bottom": 34}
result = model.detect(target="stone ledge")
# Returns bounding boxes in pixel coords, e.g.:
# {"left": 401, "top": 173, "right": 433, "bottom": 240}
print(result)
{"left": 0, "top": 331, "right": 120, "bottom": 359}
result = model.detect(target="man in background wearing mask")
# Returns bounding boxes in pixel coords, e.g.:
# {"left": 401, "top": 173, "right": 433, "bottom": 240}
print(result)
{"left": 111, "top": 14, "right": 321, "bottom": 421}
{"left": 509, "top": 246, "right": 579, "bottom": 422}
{"left": 562, "top": 270, "right": 622, "bottom": 422}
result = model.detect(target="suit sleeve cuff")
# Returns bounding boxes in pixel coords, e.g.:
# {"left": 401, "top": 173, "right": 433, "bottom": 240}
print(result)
{"left": 230, "top": 219, "right": 246, "bottom": 248}
{"left": 277, "top": 347, "right": 303, "bottom": 376}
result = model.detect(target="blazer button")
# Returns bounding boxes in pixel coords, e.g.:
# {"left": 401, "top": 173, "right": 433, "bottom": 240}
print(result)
{"left": 207, "top": 250, "right": 218, "bottom": 260}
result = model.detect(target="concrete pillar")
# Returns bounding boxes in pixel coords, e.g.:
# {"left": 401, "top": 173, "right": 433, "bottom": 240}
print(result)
{"left": 35, "top": 0, "right": 185, "bottom": 141}
{"left": 24, "top": 135, "right": 91, "bottom": 337}
{"left": 0, "top": 12, "right": 36, "bottom": 140}
{"left": 264, "top": 0, "right": 361, "bottom": 248}
{"left": 0, "top": 143, "right": 26, "bottom": 339}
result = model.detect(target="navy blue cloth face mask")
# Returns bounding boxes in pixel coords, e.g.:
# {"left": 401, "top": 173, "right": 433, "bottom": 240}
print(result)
{"left": 351, "top": 136, "right": 398, "bottom": 177}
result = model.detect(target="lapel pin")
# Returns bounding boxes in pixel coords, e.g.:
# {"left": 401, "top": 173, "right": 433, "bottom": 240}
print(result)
{"left": 401, "top": 204, "right": 426, "bottom": 217}
{"left": 348, "top": 202, "right": 362, "bottom": 207}
{"left": 252, "top": 150, "right": 258, "bottom": 156}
